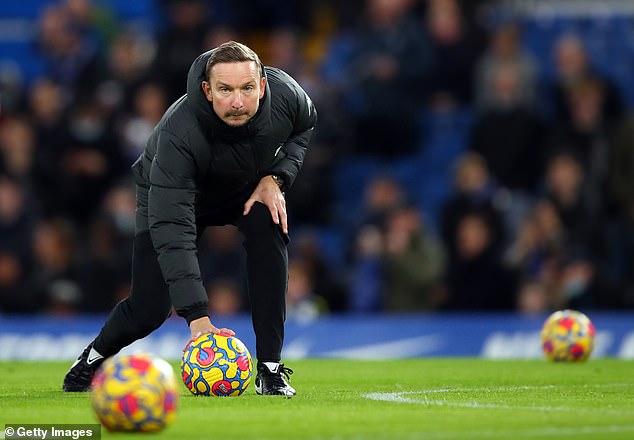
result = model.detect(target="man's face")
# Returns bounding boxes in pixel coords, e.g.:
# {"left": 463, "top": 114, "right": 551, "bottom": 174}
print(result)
{"left": 202, "top": 61, "right": 266, "bottom": 127}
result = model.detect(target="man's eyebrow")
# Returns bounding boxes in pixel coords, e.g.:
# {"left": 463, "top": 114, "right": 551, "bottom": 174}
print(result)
{"left": 215, "top": 80, "right": 256, "bottom": 88}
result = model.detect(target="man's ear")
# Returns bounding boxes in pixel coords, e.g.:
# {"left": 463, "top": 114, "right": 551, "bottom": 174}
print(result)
{"left": 201, "top": 81, "right": 213, "bottom": 102}
{"left": 259, "top": 77, "right": 266, "bottom": 99}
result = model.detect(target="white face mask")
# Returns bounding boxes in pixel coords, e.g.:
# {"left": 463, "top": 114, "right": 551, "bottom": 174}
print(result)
{"left": 113, "top": 212, "right": 135, "bottom": 234}
{"left": 564, "top": 275, "right": 589, "bottom": 299}
{"left": 70, "top": 116, "right": 104, "bottom": 142}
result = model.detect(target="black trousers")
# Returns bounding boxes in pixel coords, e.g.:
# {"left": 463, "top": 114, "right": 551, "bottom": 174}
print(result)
{"left": 93, "top": 202, "right": 288, "bottom": 363}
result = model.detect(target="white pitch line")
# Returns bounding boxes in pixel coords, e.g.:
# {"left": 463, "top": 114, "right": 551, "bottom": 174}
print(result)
{"left": 396, "top": 382, "right": 634, "bottom": 394}
{"left": 362, "top": 383, "right": 634, "bottom": 415}
{"left": 397, "top": 424, "right": 634, "bottom": 440}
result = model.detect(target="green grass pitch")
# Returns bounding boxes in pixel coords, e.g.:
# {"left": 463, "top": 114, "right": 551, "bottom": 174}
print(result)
{"left": 1, "top": 359, "right": 633, "bottom": 439}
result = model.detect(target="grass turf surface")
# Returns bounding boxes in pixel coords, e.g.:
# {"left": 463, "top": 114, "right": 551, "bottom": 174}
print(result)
{"left": 1, "top": 359, "right": 633, "bottom": 439}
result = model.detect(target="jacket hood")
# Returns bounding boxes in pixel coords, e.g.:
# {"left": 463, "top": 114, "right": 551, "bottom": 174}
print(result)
{"left": 186, "top": 50, "right": 270, "bottom": 141}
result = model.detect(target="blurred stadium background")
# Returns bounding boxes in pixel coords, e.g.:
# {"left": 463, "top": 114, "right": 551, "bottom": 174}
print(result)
{"left": 0, "top": 0, "right": 633, "bottom": 359}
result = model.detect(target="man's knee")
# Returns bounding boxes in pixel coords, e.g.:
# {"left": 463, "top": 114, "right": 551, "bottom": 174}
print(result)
{"left": 241, "top": 202, "right": 276, "bottom": 235}
{"left": 124, "top": 297, "right": 170, "bottom": 335}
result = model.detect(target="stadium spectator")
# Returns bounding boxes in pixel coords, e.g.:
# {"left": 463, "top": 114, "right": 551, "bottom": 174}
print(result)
{"left": 263, "top": 28, "right": 303, "bottom": 78}
{"left": 289, "top": 230, "right": 347, "bottom": 312}
{"left": 202, "top": 26, "right": 241, "bottom": 53}
{"left": 0, "top": 116, "right": 37, "bottom": 182}
{"left": 0, "top": 175, "right": 36, "bottom": 313}
{"left": 443, "top": 211, "right": 518, "bottom": 310}
{"left": 474, "top": 22, "right": 538, "bottom": 112}
{"left": 28, "top": 77, "right": 67, "bottom": 143}
{"left": 339, "top": 0, "right": 432, "bottom": 156}
{"left": 541, "top": 150, "right": 602, "bottom": 258}
{"left": 95, "top": 32, "right": 155, "bottom": 116}
{"left": 197, "top": 225, "right": 248, "bottom": 305}
{"left": 469, "top": 61, "right": 546, "bottom": 192}
{"left": 63, "top": 0, "right": 119, "bottom": 51}
{"left": 229, "top": 0, "right": 298, "bottom": 35}
{"left": 550, "top": 33, "right": 624, "bottom": 125}
{"left": 26, "top": 217, "right": 84, "bottom": 314}
{"left": 440, "top": 152, "right": 504, "bottom": 258}
{"left": 348, "top": 224, "right": 384, "bottom": 312}
{"left": 424, "top": 0, "right": 484, "bottom": 109}
{"left": 35, "top": 3, "right": 103, "bottom": 103}
{"left": 117, "top": 82, "right": 169, "bottom": 164}
{"left": 152, "top": 0, "right": 211, "bottom": 103}
{"left": 74, "top": 182, "right": 137, "bottom": 312}
{"left": 609, "top": 115, "right": 634, "bottom": 226}
{"left": 504, "top": 199, "right": 569, "bottom": 310}
{"left": 343, "top": 174, "right": 407, "bottom": 259}
{"left": 558, "top": 254, "right": 599, "bottom": 309}
{"left": 77, "top": 215, "right": 128, "bottom": 312}
{"left": 286, "top": 259, "right": 328, "bottom": 322}
{"left": 0, "top": 249, "right": 28, "bottom": 312}
{"left": 56, "top": 96, "right": 126, "bottom": 225}
{"left": 602, "top": 115, "right": 634, "bottom": 302}
{"left": 516, "top": 280, "right": 549, "bottom": 315}
{"left": 27, "top": 78, "right": 71, "bottom": 216}
{"left": 207, "top": 278, "right": 244, "bottom": 316}
{"left": 0, "top": 174, "right": 34, "bottom": 264}
{"left": 382, "top": 204, "right": 446, "bottom": 312}
{"left": 352, "top": 174, "right": 410, "bottom": 233}
{"left": 546, "top": 77, "right": 616, "bottom": 218}
{"left": 0, "top": 63, "right": 25, "bottom": 116}
{"left": 346, "top": 174, "right": 413, "bottom": 311}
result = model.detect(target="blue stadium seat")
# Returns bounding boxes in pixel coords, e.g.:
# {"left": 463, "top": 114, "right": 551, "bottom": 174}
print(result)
{"left": 419, "top": 107, "right": 473, "bottom": 143}
{"left": 311, "top": 226, "right": 347, "bottom": 275}
{"left": 332, "top": 157, "right": 382, "bottom": 203}
{"left": 0, "top": 1, "right": 50, "bottom": 17}
{"left": 108, "top": 0, "right": 155, "bottom": 19}
{"left": 386, "top": 155, "right": 423, "bottom": 201}
{"left": 0, "top": 41, "right": 45, "bottom": 85}
{"left": 331, "top": 157, "right": 383, "bottom": 226}
{"left": 417, "top": 174, "right": 453, "bottom": 235}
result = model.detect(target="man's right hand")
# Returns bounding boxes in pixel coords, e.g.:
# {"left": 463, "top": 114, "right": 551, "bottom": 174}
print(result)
{"left": 189, "top": 316, "right": 235, "bottom": 341}
{"left": 243, "top": 175, "right": 288, "bottom": 234}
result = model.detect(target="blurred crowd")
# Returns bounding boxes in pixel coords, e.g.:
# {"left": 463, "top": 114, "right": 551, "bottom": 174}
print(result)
{"left": 1, "top": 0, "right": 633, "bottom": 319}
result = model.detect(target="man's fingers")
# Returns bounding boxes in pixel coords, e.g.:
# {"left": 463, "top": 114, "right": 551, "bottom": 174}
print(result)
{"left": 243, "top": 198, "right": 254, "bottom": 215}
{"left": 215, "top": 327, "right": 235, "bottom": 336}
{"left": 277, "top": 195, "right": 288, "bottom": 233}
{"left": 280, "top": 216, "right": 288, "bottom": 234}
{"left": 244, "top": 193, "right": 288, "bottom": 233}
{"left": 269, "top": 204, "right": 280, "bottom": 224}
{"left": 279, "top": 206, "right": 288, "bottom": 234}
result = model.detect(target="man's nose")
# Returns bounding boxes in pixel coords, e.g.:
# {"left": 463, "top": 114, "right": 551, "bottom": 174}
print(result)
{"left": 231, "top": 92, "right": 244, "bottom": 108}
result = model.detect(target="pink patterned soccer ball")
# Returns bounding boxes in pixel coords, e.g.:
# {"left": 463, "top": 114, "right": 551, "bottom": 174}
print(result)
{"left": 181, "top": 333, "right": 253, "bottom": 396}
{"left": 541, "top": 309, "right": 595, "bottom": 362}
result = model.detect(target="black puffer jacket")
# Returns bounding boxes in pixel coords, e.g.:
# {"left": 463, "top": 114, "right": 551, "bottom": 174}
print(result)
{"left": 130, "top": 50, "right": 317, "bottom": 323}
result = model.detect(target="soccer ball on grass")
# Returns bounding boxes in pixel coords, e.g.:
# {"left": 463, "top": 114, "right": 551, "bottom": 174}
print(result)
{"left": 181, "top": 333, "right": 253, "bottom": 396}
{"left": 91, "top": 353, "right": 178, "bottom": 432}
{"left": 541, "top": 309, "right": 595, "bottom": 362}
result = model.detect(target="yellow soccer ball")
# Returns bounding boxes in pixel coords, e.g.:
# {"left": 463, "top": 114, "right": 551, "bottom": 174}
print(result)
{"left": 181, "top": 333, "right": 253, "bottom": 396}
{"left": 91, "top": 353, "right": 178, "bottom": 432}
{"left": 541, "top": 309, "right": 596, "bottom": 362}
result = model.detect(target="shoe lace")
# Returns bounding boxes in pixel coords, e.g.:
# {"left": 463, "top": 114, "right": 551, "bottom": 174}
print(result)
{"left": 264, "top": 364, "right": 293, "bottom": 387}
{"left": 279, "top": 364, "right": 293, "bottom": 382}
